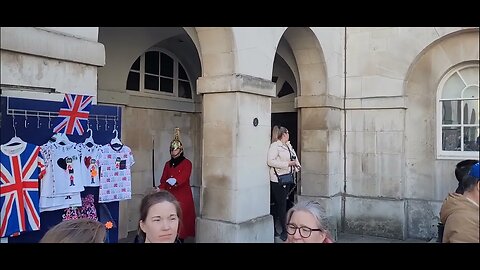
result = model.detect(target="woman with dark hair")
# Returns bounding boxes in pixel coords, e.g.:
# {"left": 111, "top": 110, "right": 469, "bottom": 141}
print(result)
{"left": 454, "top": 159, "right": 478, "bottom": 194}
{"left": 440, "top": 162, "right": 479, "bottom": 243}
{"left": 137, "top": 189, "right": 183, "bottom": 243}
{"left": 437, "top": 159, "right": 478, "bottom": 242}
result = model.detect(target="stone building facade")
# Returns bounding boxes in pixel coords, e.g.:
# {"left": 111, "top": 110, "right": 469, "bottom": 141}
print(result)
{"left": 1, "top": 27, "right": 478, "bottom": 241}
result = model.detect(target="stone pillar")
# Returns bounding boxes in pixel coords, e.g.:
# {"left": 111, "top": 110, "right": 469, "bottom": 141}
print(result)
{"left": 295, "top": 95, "right": 344, "bottom": 240}
{"left": 196, "top": 74, "right": 276, "bottom": 242}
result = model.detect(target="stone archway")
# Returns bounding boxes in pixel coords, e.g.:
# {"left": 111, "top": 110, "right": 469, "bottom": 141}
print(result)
{"left": 97, "top": 27, "right": 203, "bottom": 239}
{"left": 194, "top": 27, "right": 235, "bottom": 77}
{"left": 278, "top": 28, "right": 343, "bottom": 235}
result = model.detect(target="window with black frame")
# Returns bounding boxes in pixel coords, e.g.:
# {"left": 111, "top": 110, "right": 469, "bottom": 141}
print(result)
{"left": 126, "top": 49, "right": 193, "bottom": 100}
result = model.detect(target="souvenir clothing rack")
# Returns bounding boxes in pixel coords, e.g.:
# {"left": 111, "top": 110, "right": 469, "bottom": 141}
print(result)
{"left": 1, "top": 96, "right": 122, "bottom": 243}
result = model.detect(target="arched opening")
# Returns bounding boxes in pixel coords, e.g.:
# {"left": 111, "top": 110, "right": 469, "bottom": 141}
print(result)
{"left": 271, "top": 27, "right": 335, "bottom": 240}
{"left": 97, "top": 27, "right": 202, "bottom": 240}
{"left": 270, "top": 43, "right": 299, "bottom": 235}
{"left": 404, "top": 29, "right": 479, "bottom": 238}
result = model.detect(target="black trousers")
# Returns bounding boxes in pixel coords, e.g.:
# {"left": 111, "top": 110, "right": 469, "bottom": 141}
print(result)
{"left": 270, "top": 181, "right": 288, "bottom": 234}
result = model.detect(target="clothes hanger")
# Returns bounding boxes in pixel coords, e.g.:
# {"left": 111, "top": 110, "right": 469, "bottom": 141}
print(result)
{"left": 110, "top": 129, "right": 123, "bottom": 148}
{"left": 84, "top": 128, "right": 95, "bottom": 148}
{"left": 48, "top": 115, "right": 65, "bottom": 143}
{"left": 56, "top": 132, "right": 71, "bottom": 146}
{"left": 4, "top": 116, "right": 25, "bottom": 147}
{"left": 5, "top": 135, "right": 24, "bottom": 146}
{"left": 49, "top": 132, "right": 61, "bottom": 142}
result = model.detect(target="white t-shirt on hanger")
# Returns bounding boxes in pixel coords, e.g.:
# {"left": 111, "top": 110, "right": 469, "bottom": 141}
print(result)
{"left": 78, "top": 143, "right": 103, "bottom": 187}
{"left": 99, "top": 144, "right": 135, "bottom": 203}
{"left": 50, "top": 142, "right": 85, "bottom": 195}
{"left": 39, "top": 141, "right": 83, "bottom": 211}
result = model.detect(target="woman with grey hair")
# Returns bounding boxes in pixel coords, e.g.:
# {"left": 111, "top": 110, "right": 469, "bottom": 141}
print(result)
{"left": 285, "top": 200, "right": 334, "bottom": 243}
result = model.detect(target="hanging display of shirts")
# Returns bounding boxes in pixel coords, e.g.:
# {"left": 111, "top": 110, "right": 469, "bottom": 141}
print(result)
{"left": 2, "top": 137, "right": 134, "bottom": 235}
{"left": 99, "top": 144, "right": 135, "bottom": 203}
{"left": 0, "top": 142, "right": 46, "bottom": 238}
{"left": 2, "top": 97, "right": 123, "bottom": 243}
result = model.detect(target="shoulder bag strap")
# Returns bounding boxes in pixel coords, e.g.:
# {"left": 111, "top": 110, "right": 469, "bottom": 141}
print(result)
{"left": 273, "top": 145, "right": 293, "bottom": 176}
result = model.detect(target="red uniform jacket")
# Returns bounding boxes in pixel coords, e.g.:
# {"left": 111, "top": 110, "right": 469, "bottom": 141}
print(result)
{"left": 159, "top": 156, "right": 195, "bottom": 239}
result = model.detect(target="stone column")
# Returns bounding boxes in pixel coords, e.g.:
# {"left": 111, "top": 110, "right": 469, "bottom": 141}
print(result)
{"left": 196, "top": 74, "right": 276, "bottom": 242}
{"left": 295, "top": 95, "right": 344, "bottom": 240}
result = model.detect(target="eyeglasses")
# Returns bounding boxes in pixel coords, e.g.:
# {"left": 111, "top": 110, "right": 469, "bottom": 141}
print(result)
{"left": 286, "top": 223, "right": 322, "bottom": 238}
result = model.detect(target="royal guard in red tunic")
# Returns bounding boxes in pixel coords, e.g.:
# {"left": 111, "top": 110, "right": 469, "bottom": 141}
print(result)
{"left": 158, "top": 128, "right": 195, "bottom": 241}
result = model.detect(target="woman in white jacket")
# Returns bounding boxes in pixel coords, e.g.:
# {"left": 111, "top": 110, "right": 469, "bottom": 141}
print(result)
{"left": 267, "top": 126, "right": 301, "bottom": 241}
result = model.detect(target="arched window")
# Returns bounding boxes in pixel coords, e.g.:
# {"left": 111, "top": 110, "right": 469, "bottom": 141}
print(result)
{"left": 437, "top": 64, "right": 479, "bottom": 158}
{"left": 126, "top": 49, "right": 193, "bottom": 99}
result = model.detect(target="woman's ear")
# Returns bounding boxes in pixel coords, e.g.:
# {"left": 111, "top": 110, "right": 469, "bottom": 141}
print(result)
{"left": 139, "top": 220, "right": 145, "bottom": 232}
{"left": 319, "top": 230, "right": 328, "bottom": 242}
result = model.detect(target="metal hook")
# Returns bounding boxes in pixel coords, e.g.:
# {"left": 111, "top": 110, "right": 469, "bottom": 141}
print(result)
{"left": 113, "top": 118, "right": 117, "bottom": 131}
{"left": 86, "top": 118, "right": 92, "bottom": 134}
{"left": 105, "top": 117, "right": 108, "bottom": 131}
{"left": 12, "top": 114, "right": 17, "bottom": 137}
{"left": 37, "top": 113, "right": 41, "bottom": 128}
{"left": 48, "top": 113, "right": 52, "bottom": 128}
{"left": 24, "top": 110, "right": 28, "bottom": 128}
{"left": 96, "top": 115, "right": 99, "bottom": 131}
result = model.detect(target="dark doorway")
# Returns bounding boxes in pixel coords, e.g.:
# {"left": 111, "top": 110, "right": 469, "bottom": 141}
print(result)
{"left": 271, "top": 112, "right": 297, "bottom": 150}
{"left": 271, "top": 112, "right": 298, "bottom": 213}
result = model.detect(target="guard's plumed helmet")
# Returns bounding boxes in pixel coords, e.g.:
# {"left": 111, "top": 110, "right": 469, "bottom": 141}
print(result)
{"left": 170, "top": 128, "right": 183, "bottom": 152}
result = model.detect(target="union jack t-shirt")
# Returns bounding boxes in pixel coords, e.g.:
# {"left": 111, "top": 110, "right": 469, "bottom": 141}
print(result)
{"left": 0, "top": 142, "right": 46, "bottom": 237}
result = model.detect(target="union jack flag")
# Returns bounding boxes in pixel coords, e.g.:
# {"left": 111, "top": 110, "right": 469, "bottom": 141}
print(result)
{"left": 1, "top": 143, "right": 45, "bottom": 237}
{"left": 53, "top": 94, "right": 93, "bottom": 135}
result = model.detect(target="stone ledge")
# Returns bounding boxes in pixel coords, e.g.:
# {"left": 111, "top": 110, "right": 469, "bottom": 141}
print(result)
{"left": 1, "top": 27, "right": 105, "bottom": 66}
{"left": 197, "top": 73, "right": 276, "bottom": 97}
{"left": 295, "top": 95, "right": 343, "bottom": 109}
{"left": 345, "top": 96, "right": 407, "bottom": 109}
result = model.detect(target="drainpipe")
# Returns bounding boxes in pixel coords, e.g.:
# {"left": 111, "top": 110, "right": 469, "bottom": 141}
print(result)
{"left": 341, "top": 27, "right": 347, "bottom": 232}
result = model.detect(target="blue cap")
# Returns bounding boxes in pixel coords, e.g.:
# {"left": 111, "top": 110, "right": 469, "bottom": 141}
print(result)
{"left": 469, "top": 162, "right": 480, "bottom": 178}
